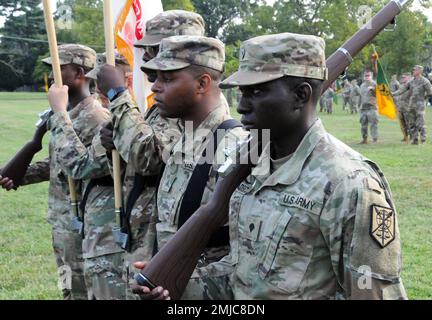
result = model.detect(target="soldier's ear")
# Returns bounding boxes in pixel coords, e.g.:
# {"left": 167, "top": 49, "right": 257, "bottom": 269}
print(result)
{"left": 295, "top": 82, "right": 313, "bottom": 104}
{"left": 74, "top": 66, "right": 86, "bottom": 80}
{"left": 196, "top": 73, "right": 212, "bottom": 94}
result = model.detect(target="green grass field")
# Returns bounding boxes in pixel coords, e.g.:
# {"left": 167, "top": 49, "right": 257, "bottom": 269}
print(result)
{"left": 0, "top": 92, "right": 431, "bottom": 300}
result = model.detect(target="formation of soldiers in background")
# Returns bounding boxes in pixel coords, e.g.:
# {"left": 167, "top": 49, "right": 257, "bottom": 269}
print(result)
{"left": 315, "top": 66, "right": 432, "bottom": 145}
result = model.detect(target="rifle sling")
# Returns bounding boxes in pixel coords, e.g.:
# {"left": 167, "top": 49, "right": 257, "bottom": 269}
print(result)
{"left": 177, "top": 119, "right": 242, "bottom": 249}
{"left": 122, "top": 173, "right": 159, "bottom": 251}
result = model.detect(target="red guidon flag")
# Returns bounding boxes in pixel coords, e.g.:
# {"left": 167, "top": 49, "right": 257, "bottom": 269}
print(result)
{"left": 112, "top": 0, "right": 163, "bottom": 112}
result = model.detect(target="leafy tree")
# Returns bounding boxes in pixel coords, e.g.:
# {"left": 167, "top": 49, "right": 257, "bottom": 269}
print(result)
{"left": 0, "top": 0, "right": 46, "bottom": 89}
{"left": 192, "top": 0, "right": 254, "bottom": 38}
{"left": 162, "top": 0, "right": 195, "bottom": 11}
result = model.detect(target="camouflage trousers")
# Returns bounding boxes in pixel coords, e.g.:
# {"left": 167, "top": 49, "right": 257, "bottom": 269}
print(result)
{"left": 407, "top": 105, "right": 427, "bottom": 142}
{"left": 350, "top": 97, "right": 359, "bottom": 114}
{"left": 324, "top": 99, "right": 333, "bottom": 114}
{"left": 360, "top": 109, "right": 379, "bottom": 141}
{"left": 343, "top": 96, "right": 350, "bottom": 110}
{"left": 319, "top": 97, "right": 325, "bottom": 112}
{"left": 52, "top": 228, "right": 87, "bottom": 300}
{"left": 122, "top": 246, "right": 155, "bottom": 300}
{"left": 84, "top": 252, "right": 126, "bottom": 300}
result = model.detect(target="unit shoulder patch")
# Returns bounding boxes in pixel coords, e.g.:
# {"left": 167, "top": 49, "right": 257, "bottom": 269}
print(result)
{"left": 370, "top": 204, "right": 396, "bottom": 248}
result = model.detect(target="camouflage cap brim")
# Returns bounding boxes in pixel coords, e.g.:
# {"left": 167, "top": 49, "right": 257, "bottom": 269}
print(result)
{"left": 142, "top": 57, "right": 190, "bottom": 71}
{"left": 220, "top": 70, "right": 286, "bottom": 89}
{"left": 85, "top": 68, "right": 98, "bottom": 80}
{"left": 41, "top": 57, "right": 70, "bottom": 66}
{"left": 134, "top": 34, "right": 164, "bottom": 47}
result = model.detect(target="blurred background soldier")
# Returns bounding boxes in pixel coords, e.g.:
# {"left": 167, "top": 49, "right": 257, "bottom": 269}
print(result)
{"left": 323, "top": 87, "right": 335, "bottom": 114}
{"left": 393, "top": 65, "right": 432, "bottom": 144}
{"left": 359, "top": 71, "right": 378, "bottom": 144}
{"left": 349, "top": 79, "right": 360, "bottom": 114}
{"left": 342, "top": 79, "right": 352, "bottom": 112}
{"left": 395, "top": 73, "right": 412, "bottom": 142}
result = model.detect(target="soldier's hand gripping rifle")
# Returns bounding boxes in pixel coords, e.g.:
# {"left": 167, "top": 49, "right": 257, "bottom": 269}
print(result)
{"left": 0, "top": 109, "right": 52, "bottom": 189}
{"left": 135, "top": 0, "right": 409, "bottom": 300}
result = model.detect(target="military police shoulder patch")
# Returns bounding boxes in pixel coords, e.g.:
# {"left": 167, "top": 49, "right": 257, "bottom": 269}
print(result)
{"left": 370, "top": 204, "right": 396, "bottom": 248}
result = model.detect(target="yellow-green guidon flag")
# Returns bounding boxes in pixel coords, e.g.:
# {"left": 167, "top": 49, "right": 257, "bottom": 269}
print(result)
{"left": 373, "top": 49, "right": 397, "bottom": 120}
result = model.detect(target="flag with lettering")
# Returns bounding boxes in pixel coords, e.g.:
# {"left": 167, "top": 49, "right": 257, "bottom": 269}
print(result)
{"left": 112, "top": 0, "right": 163, "bottom": 112}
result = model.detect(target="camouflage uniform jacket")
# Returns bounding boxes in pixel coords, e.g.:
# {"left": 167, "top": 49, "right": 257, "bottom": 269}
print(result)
{"left": 323, "top": 88, "right": 334, "bottom": 100}
{"left": 214, "top": 119, "right": 406, "bottom": 299}
{"left": 390, "top": 80, "right": 400, "bottom": 92}
{"left": 397, "top": 85, "right": 411, "bottom": 112}
{"left": 360, "top": 81, "right": 377, "bottom": 110}
{"left": 109, "top": 91, "right": 181, "bottom": 259}
{"left": 393, "top": 76, "right": 432, "bottom": 110}
{"left": 156, "top": 101, "right": 247, "bottom": 271}
{"left": 21, "top": 97, "right": 105, "bottom": 235}
{"left": 48, "top": 97, "right": 124, "bottom": 258}
{"left": 350, "top": 84, "right": 361, "bottom": 100}
{"left": 342, "top": 84, "right": 351, "bottom": 97}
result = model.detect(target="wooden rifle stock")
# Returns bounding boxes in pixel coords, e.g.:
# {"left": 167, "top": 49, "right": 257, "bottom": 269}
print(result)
{"left": 136, "top": 0, "right": 409, "bottom": 300}
{"left": 0, "top": 110, "right": 51, "bottom": 187}
{"left": 136, "top": 165, "right": 251, "bottom": 300}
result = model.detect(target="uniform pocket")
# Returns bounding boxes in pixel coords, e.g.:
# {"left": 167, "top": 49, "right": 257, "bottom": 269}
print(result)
{"left": 258, "top": 209, "right": 314, "bottom": 293}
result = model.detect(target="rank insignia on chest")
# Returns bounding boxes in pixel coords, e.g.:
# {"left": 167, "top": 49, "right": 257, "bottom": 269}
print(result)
{"left": 370, "top": 204, "right": 396, "bottom": 248}
{"left": 183, "top": 161, "right": 194, "bottom": 171}
{"left": 237, "top": 180, "right": 255, "bottom": 194}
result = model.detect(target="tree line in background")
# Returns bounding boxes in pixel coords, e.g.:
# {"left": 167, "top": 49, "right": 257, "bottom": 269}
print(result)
{"left": 1, "top": 0, "right": 432, "bottom": 91}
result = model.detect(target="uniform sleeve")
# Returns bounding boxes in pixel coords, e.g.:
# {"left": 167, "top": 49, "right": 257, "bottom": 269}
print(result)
{"left": 320, "top": 170, "right": 407, "bottom": 300}
{"left": 49, "top": 111, "right": 111, "bottom": 180}
{"left": 20, "top": 157, "right": 51, "bottom": 185}
{"left": 423, "top": 78, "right": 432, "bottom": 97}
{"left": 393, "top": 83, "right": 410, "bottom": 96}
{"left": 109, "top": 91, "right": 180, "bottom": 176}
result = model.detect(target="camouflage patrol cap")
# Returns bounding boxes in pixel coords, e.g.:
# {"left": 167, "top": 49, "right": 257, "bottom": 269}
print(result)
{"left": 42, "top": 44, "right": 96, "bottom": 69}
{"left": 142, "top": 35, "right": 225, "bottom": 72}
{"left": 413, "top": 65, "right": 424, "bottom": 71}
{"left": 85, "top": 51, "right": 130, "bottom": 80}
{"left": 219, "top": 32, "right": 327, "bottom": 89}
{"left": 402, "top": 72, "right": 412, "bottom": 77}
{"left": 134, "top": 10, "right": 205, "bottom": 47}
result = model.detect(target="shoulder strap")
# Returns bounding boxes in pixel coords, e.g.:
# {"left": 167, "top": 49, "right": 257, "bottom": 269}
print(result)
{"left": 177, "top": 119, "right": 241, "bottom": 248}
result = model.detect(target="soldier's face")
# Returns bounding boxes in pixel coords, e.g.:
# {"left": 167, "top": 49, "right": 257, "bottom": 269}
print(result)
{"left": 412, "top": 68, "right": 422, "bottom": 77}
{"left": 151, "top": 69, "right": 197, "bottom": 118}
{"left": 237, "top": 78, "right": 301, "bottom": 139}
{"left": 48, "top": 64, "right": 84, "bottom": 95}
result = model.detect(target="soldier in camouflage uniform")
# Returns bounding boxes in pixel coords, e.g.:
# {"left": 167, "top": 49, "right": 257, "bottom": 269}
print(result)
{"left": 322, "top": 87, "right": 334, "bottom": 114}
{"left": 130, "top": 35, "right": 247, "bottom": 300}
{"left": 96, "top": 10, "right": 204, "bottom": 300}
{"left": 0, "top": 44, "right": 102, "bottom": 299}
{"left": 139, "top": 32, "right": 407, "bottom": 300}
{"left": 394, "top": 73, "right": 411, "bottom": 142}
{"left": 86, "top": 51, "right": 131, "bottom": 108}
{"left": 45, "top": 52, "right": 138, "bottom": 299}
{"left": 342, "top": 79, "right": 352, "bottom": 111}
{"left": 359, "top": 71, "right": 378, "bottom": 144}
{"left": 393, "top": 65, "right": 432, "bottom": 144}
{"left": 349, "top": 79, "right": 360, "bottom": 114}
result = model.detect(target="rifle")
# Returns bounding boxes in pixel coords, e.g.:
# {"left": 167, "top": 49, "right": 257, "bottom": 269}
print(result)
{"left": 142, "top": 0, "right": 408, "bottom": 299}
{"left": 0, "top": 109, "right": 52, "bottom": 188}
